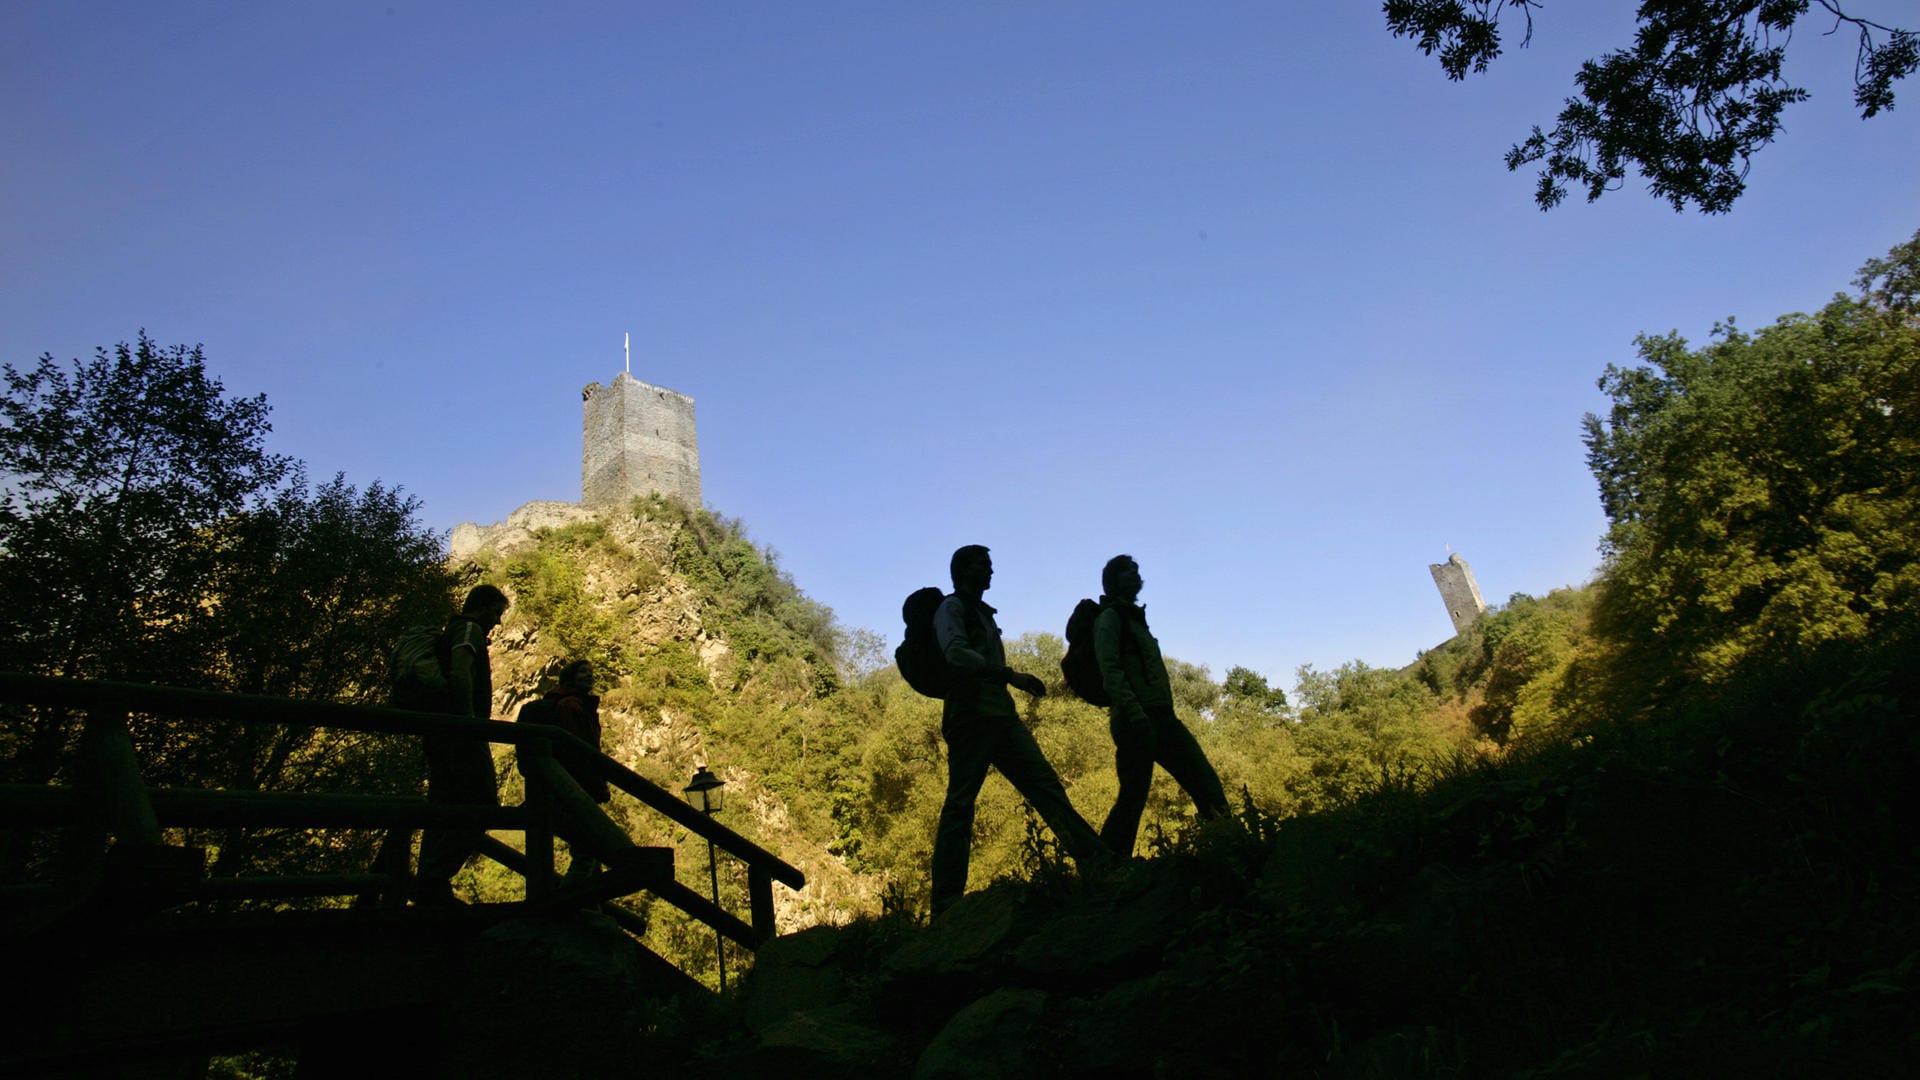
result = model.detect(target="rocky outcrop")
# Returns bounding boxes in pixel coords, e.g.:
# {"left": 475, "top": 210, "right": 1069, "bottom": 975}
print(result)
{"left": 450, "top": 500, "right": 594, "bottom": 561}
{"left": 730, "top": 863, "right": 1254, "bottom": 1078}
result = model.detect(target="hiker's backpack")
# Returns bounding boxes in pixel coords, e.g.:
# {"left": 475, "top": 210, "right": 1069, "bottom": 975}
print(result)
{"left": 895, "top": 586, "right": 954, "bottom": 699}
{"left": 1060, "top": 598, "right": 1113, "bottom": 706}
{"left": 389, "top": 622, "right": 450, "bottom": 704}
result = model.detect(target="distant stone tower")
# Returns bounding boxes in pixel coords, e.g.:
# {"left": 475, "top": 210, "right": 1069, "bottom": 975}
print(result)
{"left": 1429, "top": 552, "right": 1487, "bottom": 635}
{"left": 581, "top": 372, "right": 700, "bottom": 509}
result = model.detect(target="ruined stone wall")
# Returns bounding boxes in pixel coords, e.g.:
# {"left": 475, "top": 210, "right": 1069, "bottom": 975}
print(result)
{"left": 1429, "top": 552, "right": 1487, "bottom": 635}
{"left": 581, "top": 372, "right": 700, "bottom": 509}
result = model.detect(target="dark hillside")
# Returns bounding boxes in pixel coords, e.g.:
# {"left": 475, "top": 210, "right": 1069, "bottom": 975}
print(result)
{"left": 674, "top": 647, "right": 1919, "bottom": 1077}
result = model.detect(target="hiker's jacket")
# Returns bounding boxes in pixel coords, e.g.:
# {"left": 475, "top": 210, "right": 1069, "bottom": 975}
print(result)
{"left": 934, "top": 595, "right": 1019, "bottom": 720}
{"left": 1094, "top": 599, "right": 1173, "bottom": 722}
{"left": 518, "top": 689, "right": 610, "bottom": 803}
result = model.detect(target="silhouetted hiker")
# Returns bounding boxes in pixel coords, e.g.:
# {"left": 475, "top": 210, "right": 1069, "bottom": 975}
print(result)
{"left": 1094, "top": 555, "right": 1229, "bottom": 855}
{"left": 518, "top": 659, "right": 610, "bottom": 882}
{"left": 930, "top": 544, "right": 1114, "bottom": 916}
{"left": 415, "top": 584, "right": 509, "bottom": 906}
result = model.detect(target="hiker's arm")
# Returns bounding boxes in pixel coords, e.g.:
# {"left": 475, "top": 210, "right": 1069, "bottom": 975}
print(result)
{"left": 447, "top": 646, "right": 480, "bottom": 718}
{"left": 1095, "top": 610, "right": 1146, "bottom": 721}
{"left": 934, "top": 601, "right": 1012, "bottom": 682}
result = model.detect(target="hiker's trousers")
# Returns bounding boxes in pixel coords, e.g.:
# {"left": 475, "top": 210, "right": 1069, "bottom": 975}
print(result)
{"left": 931, "top": 710, "right": 1107, "bottom": 915}
{"left": 419, "top": 735, "right": 501, "bottom": 887}
{"left": 1099, "top": 703, "right": 1228, "bottom": 856}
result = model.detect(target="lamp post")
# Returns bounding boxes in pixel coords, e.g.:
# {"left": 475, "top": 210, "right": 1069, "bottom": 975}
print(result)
{"left": 682, "top": 764, "right": 727, "bottom": 993}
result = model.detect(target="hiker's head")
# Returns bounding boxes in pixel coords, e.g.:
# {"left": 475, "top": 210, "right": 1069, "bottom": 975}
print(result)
{"left": 1102, "top": 555, "right": 1142, "bottom": 602}
{"left": 950, "top": 544, "right": 993, "bottom": 594}
{"left": 462, "top": 584, "right": 510, "bottom": 627}
{"left": 559, "top": 659, "right": 595, "bottom": 693}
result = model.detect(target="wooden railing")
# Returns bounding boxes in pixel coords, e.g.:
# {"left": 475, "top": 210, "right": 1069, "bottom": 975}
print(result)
{"left": 0, "top": 672, "right": 804, "bottom": 954}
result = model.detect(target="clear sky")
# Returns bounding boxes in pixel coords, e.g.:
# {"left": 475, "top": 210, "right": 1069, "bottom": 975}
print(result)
{"left": 5, "top": 3, "right": 1916, "bottom": 691}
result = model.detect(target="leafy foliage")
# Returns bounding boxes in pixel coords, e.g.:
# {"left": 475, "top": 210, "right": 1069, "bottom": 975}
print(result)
{"left": 652, "top": 496, "right": 843, "bottom": 696}
{"left": 191, "top": 469, "right": 457, "bottom": 705}
{"left": 1465, "top": 588, "right": 1595, "bottom": 744}
{"left": 1583, "top": 229, "right": 1920, "bottom": 689}
{"left": 0, "top": 333, "right": 292, "bottom": 683}
{"left": 1387, "top": 2, "right": 1918, "bottom": 211}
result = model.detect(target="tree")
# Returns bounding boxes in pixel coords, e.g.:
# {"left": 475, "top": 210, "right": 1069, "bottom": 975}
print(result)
{"left": 1222, "top": 665, "right": 1290, "bottom": 717}
{"left": 0, "top": 334, "right": 293, "bottom": 680}
{"left": 1583, "top": 230, "right": 1920, "bottom": 687}
{"left": 1290, "top": 661, "right": 1460, "bottom": 809}
{"left": 190, "top": 470, "right": 457, "bottom": 706}
{"left": 1466, "top": 590, "right": 1593, "bottom": 744}
{"left": 1386, "top": 2, "right": 1918, "bottom": 212}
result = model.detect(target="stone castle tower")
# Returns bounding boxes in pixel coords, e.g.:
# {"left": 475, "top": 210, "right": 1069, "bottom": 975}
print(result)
{"left": 449, "top": 370, "right": 700, "bottom": 561}
{"left": 1429, "top": 552, "right": 1487, "bottom": 635}
{"left": 581, "top": 372, "right": 700, "bottom": 508}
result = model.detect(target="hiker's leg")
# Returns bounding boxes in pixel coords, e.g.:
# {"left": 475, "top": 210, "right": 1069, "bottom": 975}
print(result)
{"left": 1099, "top": 708, "right": 1157, "bottom": 856}
{"left": 417, "top": 735, "right": 461, "bottom": 889}
{"left": 1151, "top": 705, "right": 1229, "bottom": 819}
{"left": 993, "top": 717, "right": 1111, "bottom": 871}
{"left": 419, "top": 736, "right": 497, "bottom": 892}
{"left": 931, "top": 713, "right": 994, "bottom": 915}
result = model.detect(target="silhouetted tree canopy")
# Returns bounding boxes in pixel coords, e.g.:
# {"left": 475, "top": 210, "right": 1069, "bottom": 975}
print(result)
{"left": 1386, "top": 1, "right": 1918, "bottom": 211}
{"left": 0, "top": 334, "right": 292, "bottom": 681}
{"left": 0, "top": 336, "right": 455, "bottom": 798}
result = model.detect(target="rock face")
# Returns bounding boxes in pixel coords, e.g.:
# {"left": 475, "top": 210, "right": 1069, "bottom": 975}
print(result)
{"left": 450, "top": 500, "right": 596, "bottom": 561}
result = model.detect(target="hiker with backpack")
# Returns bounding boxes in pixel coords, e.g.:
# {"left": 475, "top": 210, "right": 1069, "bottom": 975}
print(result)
{"left": 516, "top": 659, "right": 610, "bottom": 883}
{"left": 908, "top": 544, "right": 1114, "bottom": 917}
{"left": 403, "top": 583, "right": 510, "bottom": 906}
{"left": 1086, "top": 555, "right": 1228, "bottom": 855}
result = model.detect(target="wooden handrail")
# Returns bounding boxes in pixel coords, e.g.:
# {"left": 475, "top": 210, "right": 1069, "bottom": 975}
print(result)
{"left": 0, "top": 784, "right": 528, "bottom": 831}
{"left": 0, "top": 670, "right": 804, "bottom": 945}
{"left": 0, "top": 672, "right": 803, "bottom": 891}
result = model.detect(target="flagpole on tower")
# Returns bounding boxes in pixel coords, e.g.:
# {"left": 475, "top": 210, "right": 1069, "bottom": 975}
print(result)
{"left": 624, "top": 332, "right": 630, "bottom": 375}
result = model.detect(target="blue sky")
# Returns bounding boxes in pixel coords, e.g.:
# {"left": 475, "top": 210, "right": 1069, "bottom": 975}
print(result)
{"left": 4, "top": 2, "right": 1916, "bottom": 691}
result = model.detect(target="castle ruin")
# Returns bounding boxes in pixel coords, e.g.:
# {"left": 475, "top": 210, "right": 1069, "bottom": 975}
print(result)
{"left": 450, "top": 370, "right": 700, "bottom": 560}
{"left": 1429, "top": 552, "right": 1487, "bottom": 635}
{"left": 582, "top": 372, "right": 700, "bottom": 509}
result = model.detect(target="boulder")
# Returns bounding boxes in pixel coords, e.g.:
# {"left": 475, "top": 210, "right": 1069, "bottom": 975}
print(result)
{"left": 740, "top": 924, "right": 851, "bottom": 1033}
{"left": 912, "top": 987, "right": 1050, "bottom": 1080}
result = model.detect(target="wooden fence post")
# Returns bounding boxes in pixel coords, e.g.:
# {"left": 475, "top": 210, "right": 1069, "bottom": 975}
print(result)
{"left": 749, "top": 864, "right": 775, "bottom": 942}
{"left": 83, "top": 704, "right": 162, "bottom": 847}
{"left": 78, "top": 702, "right": 203, "bottom": 905}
